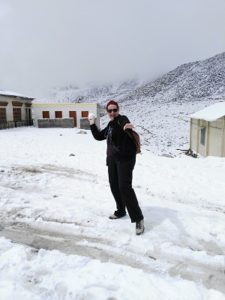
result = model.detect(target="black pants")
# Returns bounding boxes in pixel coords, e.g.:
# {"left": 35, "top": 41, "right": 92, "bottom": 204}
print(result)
{"left": 107, "top": 156, "right": 143, "bottom": 223}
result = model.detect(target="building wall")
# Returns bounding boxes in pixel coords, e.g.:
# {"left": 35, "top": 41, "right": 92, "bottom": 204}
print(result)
{"left": 198, "top": 120, "right": 208, "bottom": 156}
{"left": 208, "top": 117, "right": 224, "bottom": 157}
{"left": 32, "top": 103, "right": 100, "bottom": 129}
{"left": 190, "top": 118, "right": 208, "bottom": 156}
{"left": 190, "top": 118, "right": 198, "bottom": 152}
{"left": 190, "top": 116, "right": 225, "bottom": 157}
{"left": 223, "top": 118, "right": 225, "bottom": 156}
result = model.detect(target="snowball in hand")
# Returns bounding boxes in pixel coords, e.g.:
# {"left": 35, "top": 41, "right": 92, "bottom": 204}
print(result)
{"left": 88, "top": 113, "right": 95, "bottom": 120}
{"left": 88, "top": 113, "right": 96, "bottom": 125}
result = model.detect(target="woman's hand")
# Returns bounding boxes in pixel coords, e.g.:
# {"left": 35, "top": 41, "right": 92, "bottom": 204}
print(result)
{"left": 88, "top": 113, "right": 96, "bottom": 125}
{"left": 123, "top": 123, "right": 134, "bottom": 130}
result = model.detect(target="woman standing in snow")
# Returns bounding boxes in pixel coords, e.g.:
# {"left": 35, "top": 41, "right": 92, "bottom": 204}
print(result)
{"left": 88, "top": 100, "right": 144, "bottom": 235}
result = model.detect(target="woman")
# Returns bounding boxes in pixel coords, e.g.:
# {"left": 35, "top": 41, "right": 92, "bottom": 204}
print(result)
{"left": 88, "top": 100, "right": 144, "bottom": 235}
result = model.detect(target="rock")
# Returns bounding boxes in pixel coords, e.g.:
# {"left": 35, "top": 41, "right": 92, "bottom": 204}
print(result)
{"left": 160, "top": 154, "right": 174, "bottom": 158}
{"left": 77, "top": 130, "right": 87, "bottom": 134}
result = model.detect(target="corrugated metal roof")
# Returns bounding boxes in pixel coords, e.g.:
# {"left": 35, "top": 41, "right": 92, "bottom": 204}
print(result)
{"left": 190, "top": 102, "right": 225, "bottom": 121}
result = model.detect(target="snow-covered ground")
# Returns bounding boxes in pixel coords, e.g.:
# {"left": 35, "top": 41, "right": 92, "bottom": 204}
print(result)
{"left": 0, "top": 127, "right": 225, "bottom": 299}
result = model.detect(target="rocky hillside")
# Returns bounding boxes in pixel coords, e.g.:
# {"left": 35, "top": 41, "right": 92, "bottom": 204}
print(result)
{"left": 122, "top": 52, "right": 225, "bottom": 103}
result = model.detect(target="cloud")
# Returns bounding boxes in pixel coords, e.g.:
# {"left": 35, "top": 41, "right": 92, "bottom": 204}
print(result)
{"left": 0, "top": 0, "right": 225, "bottom": 97}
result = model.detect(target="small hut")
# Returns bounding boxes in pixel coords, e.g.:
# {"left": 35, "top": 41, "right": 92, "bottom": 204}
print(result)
{"left": 190, "top": 102, "right": 225, "bottom": 157}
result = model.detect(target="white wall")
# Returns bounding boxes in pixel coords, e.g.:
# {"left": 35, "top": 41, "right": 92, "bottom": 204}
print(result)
{"left": 208, "top": 117, "right": 224, "bottom": 157}
{"left": 190, "top": 118, "right": 198, "bottom": 152}
{"left": 32, "top": 103, "right": 100, "bottom": 128}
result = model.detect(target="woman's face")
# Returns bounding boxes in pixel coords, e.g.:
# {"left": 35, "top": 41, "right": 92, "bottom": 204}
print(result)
{"left": 107, "top": 104, "right": 119, "bottom": 120}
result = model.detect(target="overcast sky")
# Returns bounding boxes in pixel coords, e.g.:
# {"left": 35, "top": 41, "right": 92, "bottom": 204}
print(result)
{"left": 0, "top": 0, "right": 225, "bottom": 97}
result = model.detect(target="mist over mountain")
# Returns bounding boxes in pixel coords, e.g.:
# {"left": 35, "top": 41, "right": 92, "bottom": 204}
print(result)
{"left": 46, "top": 79, "right": 144, "bottom": 104}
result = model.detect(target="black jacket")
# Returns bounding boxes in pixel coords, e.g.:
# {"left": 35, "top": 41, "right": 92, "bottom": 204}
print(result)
{"left": 90, "top": 115, "right": 136, "bottom": 164}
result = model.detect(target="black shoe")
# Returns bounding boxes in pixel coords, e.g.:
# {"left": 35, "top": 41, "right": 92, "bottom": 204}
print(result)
{"left": 136, "top": 219, "right": 144, "bottom": 235}
{"left": 109, "top": 211, "right": 126, "bottom": 220}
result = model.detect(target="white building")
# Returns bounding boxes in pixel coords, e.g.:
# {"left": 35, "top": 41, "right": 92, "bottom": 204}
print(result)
{"left": 190, "top": 102, "right": 225, "bottom": 157}
{"left": 32, "top": 102, "right": 100, "bottom": 129}
{"left": 0, "top": 91, "right": 34, "bottom": 129}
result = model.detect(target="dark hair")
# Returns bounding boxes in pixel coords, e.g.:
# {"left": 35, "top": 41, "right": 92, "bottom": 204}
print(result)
{"left": 106, "top": 100, "right": 119, "bottom": 110}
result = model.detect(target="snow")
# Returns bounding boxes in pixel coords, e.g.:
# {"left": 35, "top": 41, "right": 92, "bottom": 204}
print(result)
{"left": 0, "top": 127, "right": 225, "bottom": 299}
{"left": 190, "top": 102, "right": 225, "bottom": 121}
{"left": 1, "top": 238, "right": 223, "bottom": 300}
{"left": 0, "top": 90, "right": 34, "bottom": 99}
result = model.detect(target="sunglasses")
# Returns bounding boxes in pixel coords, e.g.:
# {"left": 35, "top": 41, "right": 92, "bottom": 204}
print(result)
{"left": 107, "top": 108, "right": 118, "bottom": 113}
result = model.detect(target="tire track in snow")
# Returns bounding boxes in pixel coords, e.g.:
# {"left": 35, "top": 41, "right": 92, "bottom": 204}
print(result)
{"left": 0, "top": 220, "right": 225, "bottom": 294}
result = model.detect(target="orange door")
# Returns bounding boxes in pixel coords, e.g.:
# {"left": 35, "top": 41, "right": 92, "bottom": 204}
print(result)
{"left": 69, "top": 111, "right": 77, "bottom": 127}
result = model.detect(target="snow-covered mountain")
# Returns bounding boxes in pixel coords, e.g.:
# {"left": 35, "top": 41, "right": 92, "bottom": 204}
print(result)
{"left": 37, "top": 52, "right": 225, "bottom": 156}
{"left": 46, "top": 52, "right": 225, "bottom": 105}
{"left": 122, "top": 52, "right": 225, "bottom": 103}
{"left": 102, "top": 53, "right": 225, "bottom": 156}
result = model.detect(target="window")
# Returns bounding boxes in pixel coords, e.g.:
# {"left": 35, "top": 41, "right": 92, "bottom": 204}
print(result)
{"left": 13, "top": 108, "right": 22, "bottom": 122}
{"left": 42, "top": 111, "right": 50, "bottom": 118}
{"left": 12, "top": 101, "right": 23, "bottom": 107}
{"left": 55, "top": 111, "right": 62, "bottom": 118}
{"left": 0, "top": 101, "right": 8, "bottom": 106}
{"left": 200, "top": 127, "right": 206, "bottom": 145}
{"left": 81, "top": 111, "right": 89, "bottom": 118}
{"left": 0, "top": 108, "right": 6, "bottom": 124}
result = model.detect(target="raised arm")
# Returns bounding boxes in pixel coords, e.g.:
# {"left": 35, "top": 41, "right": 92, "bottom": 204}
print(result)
{"left": 90, "top": 124, "right": 108, "bottom": 141}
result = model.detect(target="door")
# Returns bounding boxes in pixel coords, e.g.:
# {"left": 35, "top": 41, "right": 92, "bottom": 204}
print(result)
{"left": 0, "top": 108, "right": 6, "bottom": 124}
{"left": 69, "top": 111, "right": 77, "bottom": 127}
{"left": 13, "top": 108, "right": 22, "bottom": 122}
{"left": 26, "top": 108, "right": 32, "bottom": 125}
